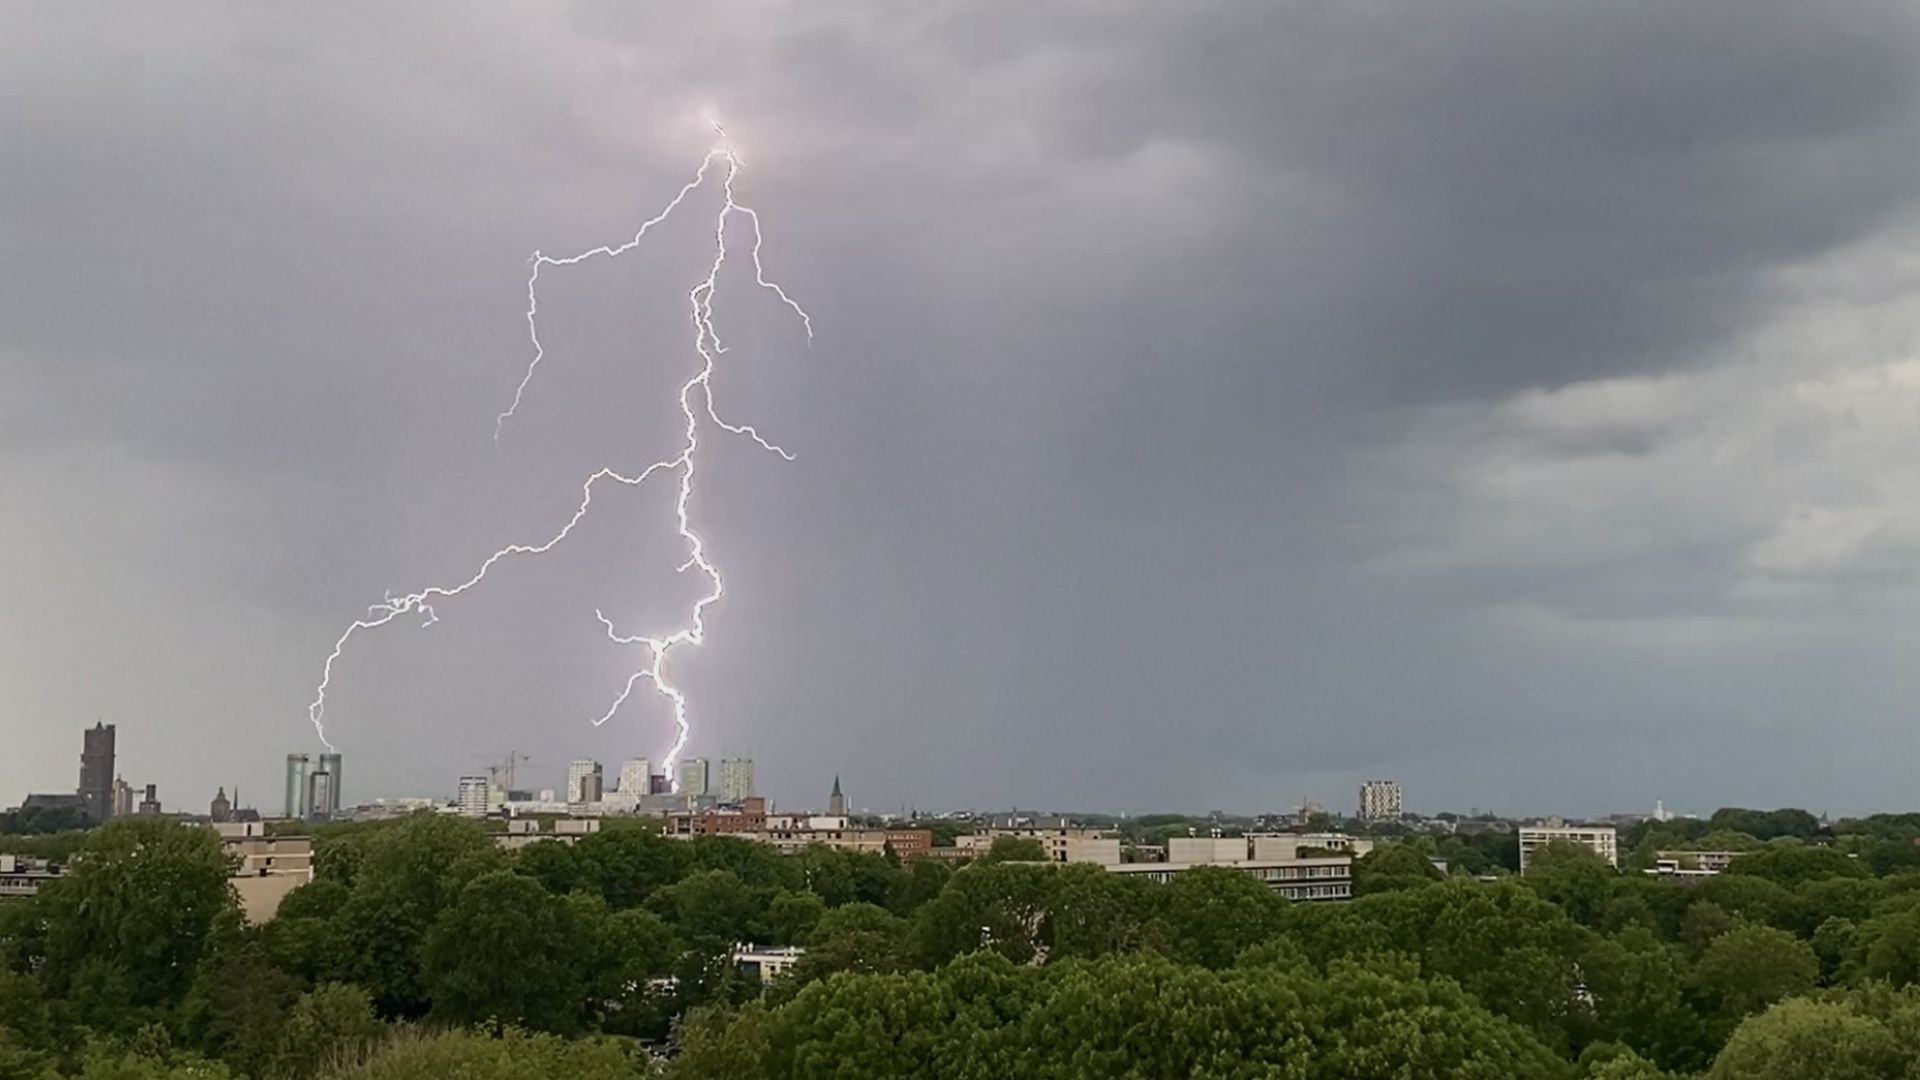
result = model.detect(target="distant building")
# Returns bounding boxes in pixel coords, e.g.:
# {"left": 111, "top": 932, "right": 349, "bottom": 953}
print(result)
{"left": 214, "top": 822, "right": 313, "bottom": 922}
{"left": 1654, "top": 849, "right": 1741, "bottom": 875}
{"left": 679, "top": 757, "right": 710, "bottom": 798}
{"left": 619, "top": 759, "right": 651, "bottom": 795}
{"left": 457, "top": 776, "right": 491, "bottom": 818}
{"left": 579, "top": 771, "right": 604, "bottom": 803}
{"left": 283, "top": 754, "right": 310, "bottom": 819}
{"left": 1107, "top": 857, "right": 1353, "bottom": 902}
{"left": 719, "top": 758, "right": 755, "bottom": 802}
{"left": 734, "top": 944, "right": 804, "bottom": 987}
{"left": 209, "top": 787, "right": 232, "bottom": 823}
{"left": 566, "top": 759, "right": 602, "bottom": 804}
{"left": 958, "top": 826, "right": 1122, "bottom": 866}
{"left": 110, "top": 776, "right": 134, "bottom": 818}
{"left": 79, "top": 723, "right": 116, "bottom": 821}
{"left": 827, "top": 776, "right": 846, "bottom": 817}
{"left": 136, "top": 783, "right": 161, "bottom": 816}
{"left": 1358, "top": 780, "right": 1402, "bottom": 823}
{"left": 317, "top": 752, "right": 343, "bottom": 814}
{"left": 305, "top": 771, "right": 333, "bottom": 822}
{"left": 19, "top": 792, "right": 87, "bottom": 816}
{"left": 0, "top": 854, "right": 65, "bottom": 899}
{"left": 1519, "top": 825, "right": 1618, "bottom": 872}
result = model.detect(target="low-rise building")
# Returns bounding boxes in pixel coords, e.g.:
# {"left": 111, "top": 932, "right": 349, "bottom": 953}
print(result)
{"left": 493, "top": 817, "right": 602, "bottom": 851}
{"left": 1519, "top": 825, "right": 1618, "bottom": 872}
{"left": 734, "top": 944, "right": 804, "bottom": 987}
{"left": 956, "top": 825, "right": 1122, "bottom": 866}
{"left": 0, "top": 854, "right": 64, "bottom": 899}
{"left": 1654, "top": 849, "right": 1741, "bottom": 874}
{"left": 1106, "top": 857, "right": 1353, "bottom": 902}
{"left": 214, "top": 821, "right": 314, "bottom": 922}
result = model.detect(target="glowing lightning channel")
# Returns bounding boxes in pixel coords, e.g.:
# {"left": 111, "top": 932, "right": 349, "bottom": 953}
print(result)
{"left": 308, "top": 123, "right": 811, "bottom": 792}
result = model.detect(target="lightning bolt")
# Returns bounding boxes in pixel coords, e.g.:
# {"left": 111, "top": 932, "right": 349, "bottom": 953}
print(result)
{"left": 308, "top": 122, "right": 811, "bottom": 792}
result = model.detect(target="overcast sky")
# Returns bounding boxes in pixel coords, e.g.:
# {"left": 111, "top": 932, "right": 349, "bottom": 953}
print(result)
{"left": 8, "top": 2, "right": 1920, "bottom": 819}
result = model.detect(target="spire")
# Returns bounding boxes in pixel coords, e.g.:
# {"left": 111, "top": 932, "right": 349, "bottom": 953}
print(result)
{"left": 831, "top": 775, "right": 842, "bottom": 796}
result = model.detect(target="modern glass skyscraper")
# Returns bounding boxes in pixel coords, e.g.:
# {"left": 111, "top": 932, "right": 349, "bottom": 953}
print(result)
{"left": 679, "top": 757, "right": 710, "bottom": 798}
{"left": 317, "top": 752, "right": 343, "bottom": 815}
{"left": 284, "top": 753, "right": 310, "bottom": 819}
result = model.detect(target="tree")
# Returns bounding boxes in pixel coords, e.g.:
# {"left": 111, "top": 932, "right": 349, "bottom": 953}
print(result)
{"left": 572, "top": 829, "right": 689, "bottom": 910}
{"left": 1149, "top": 867, "right": 1289, "bottom": 970}
{"left": 513, "top": 840, "right": 582, "bottom": 896}
{"left": 1689, "top": 923, "right": 1818, "bottom": 1030}
{"left": 1354, "top": 844, "right": 1445, "bottom": 896}
{"left": 1724, "top": 846, "right": 1868, "bottom": 888}
{"left": 421, "top": 870, "right": 594, "bottom": 1033}
{"left": 1045, "top": 864, "right": 1155, "bottom": 960}
{"left": 913, "top": 862, "right": 1057, "bottom": 967}
{"left": 1706, "top": 808, "right": 1818, "bottom": 842}
{"left": 978, "top": 836, "right": 1047, "bottom": 864}
{"left": 178, "top": 916, "right": 300, "bottom": 1076}
{"left": 1523, "top": 842, "right": 1620, "bottom": 927}
{"left": 1580, "top": 927, "right": 1711, "bottom": 1073}
{"left": 331, "top": 814, "right": 501, "bottom": 1015}
{"left": 781, "top": 903, "right": 913, "bottom": 995}
{"left": 646, "top": 870, "right": 761, "bottom": 948}
{"left": 272, "top": 984, "right": 383, "bottom": 1079}
{"left": 34, "top": 819, "right": 236, "bottom": 1015}
{"left": 1707, "top": 998, "right": 1905, "bottom": 1079}
{"left": 322, "top": 1027, "right": 649, "bottom": 1080}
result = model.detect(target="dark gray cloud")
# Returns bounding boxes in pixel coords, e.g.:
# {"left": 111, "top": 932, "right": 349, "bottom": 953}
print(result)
{"left": 7, "top": 3, "right": 1920, "bottom": 818}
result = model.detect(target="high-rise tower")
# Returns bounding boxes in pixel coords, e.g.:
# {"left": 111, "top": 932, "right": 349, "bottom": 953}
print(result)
{"left": 316, "top": 752, "right": 343, "bottom": 815}
{"left": 78, "top": 723, "right": 115, "bottom": 821}
{"left": 284, "top": 753, "right": 311, "bottom": 819}
{"left": 827, "top": 775, "right": 846, "bottom": 817}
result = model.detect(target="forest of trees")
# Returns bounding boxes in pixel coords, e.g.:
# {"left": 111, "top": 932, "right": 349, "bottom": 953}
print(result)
{"left": 9, "top": 810, "right": 1920, "bottom": 1077}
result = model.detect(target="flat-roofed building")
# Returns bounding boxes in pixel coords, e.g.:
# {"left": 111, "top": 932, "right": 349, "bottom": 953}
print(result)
{"left": 1519, "top": 825, "right": 1618, "bottom": 872}
{"left": 1107, "top": 857, "right": 1353, "bottom": 902}
{"left": 214, "top": 821, "right": 315, "bottom": 922}
{"left": 0, "top": 854, "right": 64, "bottom": 899}
{"left": 957, "top": 826, "right": 1122, "bottom": 866}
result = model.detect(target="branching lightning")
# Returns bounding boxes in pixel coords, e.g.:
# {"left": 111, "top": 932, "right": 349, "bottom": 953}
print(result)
{"left": 309, "top": 123, "right": 810, "bottom": 790}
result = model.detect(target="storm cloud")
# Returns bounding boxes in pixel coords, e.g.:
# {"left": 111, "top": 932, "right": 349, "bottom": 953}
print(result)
{"left": 7, "top": 2, "right": 1920, "bottom": 817}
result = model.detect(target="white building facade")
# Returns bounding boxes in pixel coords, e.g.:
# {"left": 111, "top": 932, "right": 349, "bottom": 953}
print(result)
{"left": 1358, "top": 780, "right": 1403, "bottom": 823}
{"left": 1519, "top": 825, "right": 1618, "bottom": 872}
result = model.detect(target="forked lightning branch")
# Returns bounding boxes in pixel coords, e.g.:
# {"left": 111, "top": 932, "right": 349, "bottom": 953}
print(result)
{"left": 307, "top": 123, "right": 810, "bottom": 791}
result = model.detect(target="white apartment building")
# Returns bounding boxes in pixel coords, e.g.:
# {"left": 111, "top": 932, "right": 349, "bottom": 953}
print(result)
{"left": 457, "top": 776, "right": 491, "bottom": 818}
{"left": 1359, "top": 780, "right": 1403, "bottom": 823}
{"left": 566, "top": 759, "right": 602, "bottom": 804}
{"left": 1519, "top": 825, "right": 1618, "bottom": 872}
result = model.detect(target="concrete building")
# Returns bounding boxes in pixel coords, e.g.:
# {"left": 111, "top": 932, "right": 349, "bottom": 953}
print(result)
{"left": 719, "top": 758, "right": 755, "bottom": 802}
{"left": 958, "top": 825, "right": 1122, "bottom": 866}
{"left": 567, "top": 759, "right": 602, "bottom": 804}
{"left": 0, "top": 854, "right": 65, "bottom": 899}
{"left": 734, "top": 944, "right": 805, "bottom": 987}
{"left": 493, "top": 817, "right": 602, "bottom": 851}
{"left": 679, "top": 757, "right": 709, "bottom": 798}
{"left": 283, "top": 753, "right": 310, "bottom": 819}
{"left": 579, "top": 771, "right": 604, "bottom": 803}
{"left": 136, "top": 783, "right": 161, "bottom": 816}
{"left": 827, "top": 776, "right": 846, "bottom": 817}
{"left": 209, "top": 787, "right": 232, "bottom": 823}
{"left": 457, "top": 776, "right": 491, "bottom": 818}
{"left": 619, "top": 759, "right": 651, "bottom": 796}
{"left": 1358, "top": 780, "right": 1402, "bottom": 824}
{"left": 1519, "top": 825, "right": 1618, "bottom": 872}
{"left": 1654, "top": 850, "right": 1741, "bottom": 875}
{"left": 1107, "top": 857, "right": 1354, "bottom": 902}
{"left": 215, "top": 822, "right": 314, "bottom": 922}
{"left": 110, "top": 777, "right": 134, "bottom": 818}
{"left": 78, "top": 722, "right": 115, "bottom": 822}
